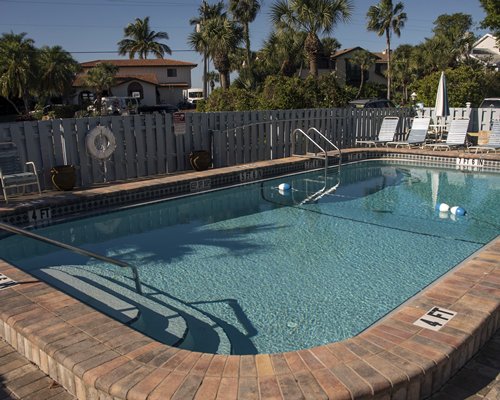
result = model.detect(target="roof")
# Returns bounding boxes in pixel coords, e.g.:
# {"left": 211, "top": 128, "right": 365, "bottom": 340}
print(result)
{"left": 80, "top": 59, "right": 197, "bottom": 68}
{"left": 73, "top": 73, "right": 161, "bottom": 87}
{"left": 331, "top": 47, "right": 387, "bottom": 63}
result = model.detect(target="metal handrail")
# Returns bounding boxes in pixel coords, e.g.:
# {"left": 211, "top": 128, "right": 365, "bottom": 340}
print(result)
{"left": 291, "top": 128, "right": 328, "bottom": 163}
{"left": 291, "top": 127, "right": 342, "bottom": 204}
{"left": 0, "top": 222, "right": 143, "bottom": 295}
{"left": 306, "top": 127, "right": 342, "bottom": 174}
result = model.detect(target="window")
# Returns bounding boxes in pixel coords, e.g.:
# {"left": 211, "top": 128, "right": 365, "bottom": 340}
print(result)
{"left": 127, "top": 82, "right": 143, "bottom": 99}
{"left": 167, "top": 68, "right": 177, "bottom": 78}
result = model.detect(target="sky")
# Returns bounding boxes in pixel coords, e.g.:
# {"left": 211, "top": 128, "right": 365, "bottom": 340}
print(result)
{"left": 0, "top": 0, "right": 489, "bottom": 88}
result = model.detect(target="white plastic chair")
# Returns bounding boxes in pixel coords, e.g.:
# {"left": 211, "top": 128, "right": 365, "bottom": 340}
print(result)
{"left": 424, "top": 119, "right": 470, "bottom": 151}
{"left": 467, "top": 120, "right": 500, "bottom": 154}
{"left": 0, "top": 142, "right": 41, "bottom": 203}
{"left": 387, "top": 117, "right": 431, "bottom": 148}
{"left": 356, "top": 116, "right": 399, "bottom": 147}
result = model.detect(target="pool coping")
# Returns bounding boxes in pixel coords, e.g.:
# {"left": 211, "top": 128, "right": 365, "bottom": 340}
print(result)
{"left": 0, "top": 147, "right": 499, "bottom": 400}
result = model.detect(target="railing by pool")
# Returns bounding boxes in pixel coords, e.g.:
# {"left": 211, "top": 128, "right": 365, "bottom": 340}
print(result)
{"left": 0, "top": 221, "right": 143, "bottom": 295}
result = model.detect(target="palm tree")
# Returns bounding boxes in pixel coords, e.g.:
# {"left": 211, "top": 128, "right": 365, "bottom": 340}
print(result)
{"left": 229, "top": 0, "right": 261, "bottom": 69}
{"left": 270, "top": 0, "right": 353, "bottom": 78}
{"left": 348, "top": 49, "right": 377, "bottom": 98}
{"left": 37, "top": 46, "right": 80, "bottom": 103}
{"left": 391, "top": 44, "right": 414, "bottom": 104}
{"left": 206, "top": 70, "right": 220, "bottom": 93}
{"left": 0, "top": 31, "right": 37, "bottom": 113}
{"left": 83, "top": 62, "right": 118, "bottom": 115}
{"left": 188, "top": 15, "right": 243, "bottom": 89}
{"left": 118, "top": 17, "right": 171, "bottom": 59}
{"left": 366, "top": 0, "right": 407, "bottom": 100}
{"left": 260, "top": 28, "right": 307, "bottom": 76}
{"left": 189, "top": 1, "right": 226, "bottom": 98}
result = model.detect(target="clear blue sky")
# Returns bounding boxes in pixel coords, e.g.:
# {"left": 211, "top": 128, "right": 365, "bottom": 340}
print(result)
{"left": 0, "top": 0, "right": 488, "bottom": 88}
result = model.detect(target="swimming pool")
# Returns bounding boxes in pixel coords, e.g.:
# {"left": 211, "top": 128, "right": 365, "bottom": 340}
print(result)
{"left": 0, "top": 160, "right": 499, "bottom": 355}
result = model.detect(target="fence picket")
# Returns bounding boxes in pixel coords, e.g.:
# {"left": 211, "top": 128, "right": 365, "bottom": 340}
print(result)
{"left": 0, "top": 106, "right": 496, "bottom": 190}
{"left": 111, "top": 116, "right": 126, "bottom": 181}
{"left": 75, "top": 118, "right": 92, "bottom": 187}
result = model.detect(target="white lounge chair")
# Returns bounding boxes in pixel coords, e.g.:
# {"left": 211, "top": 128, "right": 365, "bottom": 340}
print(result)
{"left": 387, "top": 117, "right": 430, "bottom": 148}
{"left": 356, "top": 116, "right": 399, "bottom": 147}
{"left": 424, "top": 118, "right": 470, "bottom": 151}
{"left": 467, "top": 120, "right": 500, "bottom": 154}
{"left": 0, "top": 142, "right": 42, "bottom": 203}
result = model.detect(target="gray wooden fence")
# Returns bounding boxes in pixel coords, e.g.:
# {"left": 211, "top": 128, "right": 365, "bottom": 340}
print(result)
{"left": 1, "top": 106, "right": 496, "bottom": 191}
{"left": 420, "top": 107, "right": 499, "bottom": 131}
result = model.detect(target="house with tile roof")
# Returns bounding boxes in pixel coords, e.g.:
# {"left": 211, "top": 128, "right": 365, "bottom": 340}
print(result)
{"left": 303, "top": 47, "right": 388, "bottom": 89}
{"left": 72, "top": 58, "right": 197, "bottom": 107}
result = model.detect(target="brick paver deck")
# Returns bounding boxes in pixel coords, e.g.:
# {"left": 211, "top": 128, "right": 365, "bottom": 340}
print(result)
{"left": 0, "top": 148, "right": 499, "bottom": 399}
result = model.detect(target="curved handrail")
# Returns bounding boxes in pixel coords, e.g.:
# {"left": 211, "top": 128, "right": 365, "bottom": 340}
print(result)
{"left": 291, "top": 128, "right": 327, "bottom": 158}
{"left": 306, "top": 127, "right": 342, "bottom": 173}
{"left": 0, "top": 222, "right": 143, "bottom": 295}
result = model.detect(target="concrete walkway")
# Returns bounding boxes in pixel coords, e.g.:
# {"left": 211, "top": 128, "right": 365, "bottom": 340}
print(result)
{"left": 0, "top": 339, "right": 74, "bottom": 400}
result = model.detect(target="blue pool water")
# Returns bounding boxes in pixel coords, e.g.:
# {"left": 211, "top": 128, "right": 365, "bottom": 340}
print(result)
{"left": 1, "top": 160, "right": 499, "bottom": 355}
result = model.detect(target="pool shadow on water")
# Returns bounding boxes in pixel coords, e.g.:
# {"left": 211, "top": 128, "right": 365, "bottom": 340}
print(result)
{"left": 35, "top": 261, "right": 260, "bottom": 355}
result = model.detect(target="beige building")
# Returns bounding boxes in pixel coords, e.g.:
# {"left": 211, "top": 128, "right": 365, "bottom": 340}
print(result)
{"left": 73, "top": 58, "right": 197, "bottom": 107}
{"left": 328, "top": 47, "right": 388, "bottom": 87}
{"left": 300, "top": 47, "right": 388, "bottom": 89}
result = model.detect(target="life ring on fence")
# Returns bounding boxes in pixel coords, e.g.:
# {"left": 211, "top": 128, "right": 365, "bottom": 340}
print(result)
{"left": 85, "top": 126, "right": 117, "bottom": 160}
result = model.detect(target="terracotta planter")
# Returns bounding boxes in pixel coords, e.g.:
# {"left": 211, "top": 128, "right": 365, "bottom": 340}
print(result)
{"left": 51, "top": 165, "right": 76, "bottom": 191}
{"left": 189, "top": 150, "right": 211, "bottom": 171}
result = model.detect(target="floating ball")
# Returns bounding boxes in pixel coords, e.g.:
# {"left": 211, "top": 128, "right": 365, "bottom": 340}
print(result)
{"left": 278, "top": 183, "right": 291, "bottom": 191}
{"left": 437, "top": 203, "right": 450, "bottom": 213}
{"left": 451, "top": 206, "right": 466, "bottom": 216}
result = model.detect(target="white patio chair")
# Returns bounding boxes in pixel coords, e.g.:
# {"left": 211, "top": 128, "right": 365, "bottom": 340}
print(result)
{"left": 424, "top": 118, "right": 470, "bottom": 151}
{"left": 0, "top": 142, "right": 42, "bottom": 203}
{"left": 387, "top": 117, "right": 431, "bottom": 148}
{"left": 355, "top": 116, "right": 400, "bottom": 147}
{"left": 467, "top": 120, "right": 500, "bottom": 154}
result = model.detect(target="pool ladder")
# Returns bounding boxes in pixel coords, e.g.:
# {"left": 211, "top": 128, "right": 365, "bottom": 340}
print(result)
{"left": 291, "top": 127, "right": 341, "bottom": 204}
{"left": 0, "top": 222, "right": 143, "bottom": 295}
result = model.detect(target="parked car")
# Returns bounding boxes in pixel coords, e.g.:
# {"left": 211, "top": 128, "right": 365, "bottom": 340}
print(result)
{"left": 138, "top": 104, "right": 179, "bottom": 114}
{"left": 479, "top": 98, "right": 500, "bottom": 108}
{"left": 348, "top": 99, "right": 396, "bottom": 108}
{"left": 87, "top": 97, "right": 139, "bottom": 115}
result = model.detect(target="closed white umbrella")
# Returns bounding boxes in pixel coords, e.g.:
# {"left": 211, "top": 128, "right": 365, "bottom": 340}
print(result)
{"left": 434, "top": 72, "right": 450, "bottom": 139}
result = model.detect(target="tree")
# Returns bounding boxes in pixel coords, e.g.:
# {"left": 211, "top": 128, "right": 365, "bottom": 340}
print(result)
{"left": 348, "top": 49, "right": 377, "bottom": 98}
{"left": 391, "top": 44, "right": 415, "bottom": 104}
{"left": 83, "top": 62, "right": 118, "bottom": 114}
{"left": 259, "top": 28, "right": 307, "bottom": 77}
{"left": 36, "top": 46, "right": 80, "bottom": 103}
{"left": 117, "top": 17, "right": 171, "bottom": 59}
{"left": 0, "top": 32, "right": 37, "bottom": 113}
{"left": 189, "top": 15, "right": 242, "bottom": 89}
{"left": 432, "top": 13, "right": 475, "bottom": 66}
{"left": 229, "top": 0, "right": 261, "bottom": 69}
{"left": 366, "top": 0, "right": 407, "bottom": 100}
{"left": 410, "top": 66, "right": 491, "bottom": 108}
{"left": 189, "top": 1, "right": 226, "bottom": 98}
{"left": 270, "top": 0, "right": 353, "bottom": 78}
{"left": 479, "top": 0, "right": 500, "bottom": 44}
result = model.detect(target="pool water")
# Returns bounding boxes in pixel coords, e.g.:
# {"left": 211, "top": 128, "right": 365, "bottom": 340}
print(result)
{"left": 1, "top": 160, "right": 499, "bottom": 354}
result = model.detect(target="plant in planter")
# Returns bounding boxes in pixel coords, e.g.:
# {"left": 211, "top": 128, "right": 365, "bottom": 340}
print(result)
{"left": 51, "top": 164, "right": 76, "bottom": 191}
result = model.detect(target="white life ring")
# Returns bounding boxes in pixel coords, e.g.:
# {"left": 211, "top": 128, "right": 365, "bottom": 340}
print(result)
{"left": 86, "top": 126, "right": 116, "bottom": 160}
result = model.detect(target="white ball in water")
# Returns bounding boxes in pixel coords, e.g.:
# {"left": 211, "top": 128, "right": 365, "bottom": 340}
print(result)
{"left": 278, "top": 183, "right": 291, "bottom": 191}
{"left": 438, "top": 203, "right": 450, "bottom": 212}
